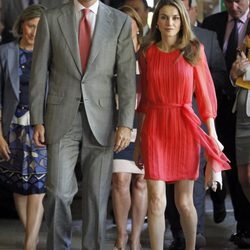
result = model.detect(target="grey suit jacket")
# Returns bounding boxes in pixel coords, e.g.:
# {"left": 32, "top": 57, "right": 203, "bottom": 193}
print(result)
{"left": 1, "top": 0, "right": 68, "bottom": 43}
{"left": 0, "top": 41, "right": 20, "bottom": 138}
{"left": 29, "top": 1, "right": 136, "bottom": 146}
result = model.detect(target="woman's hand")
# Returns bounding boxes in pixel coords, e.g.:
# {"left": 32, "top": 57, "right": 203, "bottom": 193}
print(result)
{"left": 133, "top": 140, "right": 144, "bottom": 169}
{"left": 0, "top": 135, "right": 10, "bottom": 161}
{"left": 230, "top": 51, "right": 250, "bottom": 82}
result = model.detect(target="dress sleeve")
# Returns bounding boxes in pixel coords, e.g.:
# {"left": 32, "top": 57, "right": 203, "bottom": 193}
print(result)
{"left": 137, "top": 50, "right": 148, "bottom": 113}
{"left": 193, "top": 44, "right": 217, "bottom": 123}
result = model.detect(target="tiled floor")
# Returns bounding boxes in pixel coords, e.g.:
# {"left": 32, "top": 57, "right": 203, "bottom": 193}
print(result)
{"left": 0, "top": 195, "right": 246, "bottom": 250}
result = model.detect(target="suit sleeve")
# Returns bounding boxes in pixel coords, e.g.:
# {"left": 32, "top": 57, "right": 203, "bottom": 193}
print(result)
{"left": 29, "top": 12, "right": 51, "bottom": 125}
{"left": 137, "top": 49, "right": 148, "bottom": 113}
{"left": 115, "top": 16, "right": 136, "bottom": 129}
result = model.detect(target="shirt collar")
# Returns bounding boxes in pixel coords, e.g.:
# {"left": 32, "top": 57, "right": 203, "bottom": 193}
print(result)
{"left": 228, "top": 8, "right": 249, "bottom": 24}
{"left": 74, "top": 0, "right": 99, "bottom": 15}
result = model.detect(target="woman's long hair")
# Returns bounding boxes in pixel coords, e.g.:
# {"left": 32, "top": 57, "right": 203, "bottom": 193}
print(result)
{"left": 144, "top": 0, "right": 200, "bottom": 65}
{"left": 119, "top": 5, "right": 144, "bottom": 46}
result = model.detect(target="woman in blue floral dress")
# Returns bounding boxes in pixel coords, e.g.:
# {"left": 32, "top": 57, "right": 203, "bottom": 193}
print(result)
{"left": 0, "top": 5, "right": 46, "bottom": 250}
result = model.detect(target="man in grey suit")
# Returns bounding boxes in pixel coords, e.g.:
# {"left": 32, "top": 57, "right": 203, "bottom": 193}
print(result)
{"left": 0, "top": 0, "right": 68, "bottom": 43}
{"left": 29, "top": 0, "right": 136, "bottom": 249}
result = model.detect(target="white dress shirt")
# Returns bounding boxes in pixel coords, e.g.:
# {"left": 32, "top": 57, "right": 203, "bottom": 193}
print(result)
{"left": 74, "top": 0, "right": 99, "bottom": 37}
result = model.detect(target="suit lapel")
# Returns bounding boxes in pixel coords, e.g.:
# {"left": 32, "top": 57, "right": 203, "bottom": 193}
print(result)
{"left": 218, "top": 13, "right": 228, "bottom": 49}
{"left": 7, "top": 42, "right": 19, "bottom": 100}
{"left": 84, "top": 2, "right": 113, "bottom": 77}
{"left": 57, "top": 3, "right": 82, "bottom": 74}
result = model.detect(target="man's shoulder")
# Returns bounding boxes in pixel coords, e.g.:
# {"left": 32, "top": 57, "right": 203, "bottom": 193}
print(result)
{"left": 100, "top": 2, "right": 128, "bottom": 22}
{"left": 203, "top": 11, "right": 228, "bottom": 25}
{"left": 43, "top": 1, "right": 71, "bottom": 18}
{"left": 194, "top": 26, "right": 216, "bottom": 37}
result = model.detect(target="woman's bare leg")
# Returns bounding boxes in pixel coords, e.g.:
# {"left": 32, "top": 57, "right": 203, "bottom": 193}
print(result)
{"left": 13, "top": 193, "right": 27, "bottom": 228}
{"left": 24, "top": 193, "right": 45, "bottom": 250}
{"left": 175, "top": 180, "right": 197, "bottom": 250}
{"left": 147, "top": 180, "right": 166, "bottom": 250}
{"left": 130, "top": 174, "right": 147, "bottom": 250}
{"left": 112, "top": 172, "right": 131, "bottom": 249}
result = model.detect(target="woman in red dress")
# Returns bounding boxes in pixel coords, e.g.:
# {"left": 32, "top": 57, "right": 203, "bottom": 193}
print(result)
{"left": 134, "top": 0, "right": 230, "bottom": 249}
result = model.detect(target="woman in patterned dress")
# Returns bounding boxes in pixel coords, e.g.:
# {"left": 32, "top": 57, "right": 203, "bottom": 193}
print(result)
{"left": 134, "top": 0, "right": 230, "bottom": 249}
{"left": 0, "top": 5, "right": 46, "bottom": 250}
{"left": 112, "top": 6, "right": 147, "bottom": 250}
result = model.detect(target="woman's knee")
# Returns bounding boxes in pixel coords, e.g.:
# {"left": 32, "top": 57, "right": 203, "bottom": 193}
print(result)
{"left": 112, "top": 173, "right": 131, "bottom": 192}
{"left": 132, "top": 175, "right": 147, "bottom": 192}
{"left": 148, "top": 194, "right": 166, "bottom": 216}
{"left": 175, "top": 198, "right": 194, "bottom": 216}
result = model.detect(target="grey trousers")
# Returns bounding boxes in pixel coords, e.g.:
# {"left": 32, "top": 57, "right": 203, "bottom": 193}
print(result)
{"left": 44, "top": 105, "right": 113, "bottom": 250}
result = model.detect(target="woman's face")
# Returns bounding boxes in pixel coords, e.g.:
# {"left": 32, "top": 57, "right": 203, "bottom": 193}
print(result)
{"left": 157, "top": 5, "right": 181, "bottom": 40}
{"left": 21, "top": 17, "right": 40, "bottom": 49}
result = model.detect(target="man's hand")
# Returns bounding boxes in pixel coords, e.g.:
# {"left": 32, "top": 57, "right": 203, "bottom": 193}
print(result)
{"left": 0, "top": 136, "right": 10, "bottom": 161}
{"left": 114, "top": 126, "right": 131, "bottom": 153}
{"left": 33, "top": 124, "right": 46, "bottom": 147}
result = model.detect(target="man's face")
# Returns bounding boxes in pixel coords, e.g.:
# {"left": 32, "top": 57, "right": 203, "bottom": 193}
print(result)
{"left": 125, "top": 0, "right": 149, "bottom": 26}
{"left": 182, "top": 0, "right": 198, "bottom": 25}
{"left": 224, "top": 0, "right": 249, "bottom": 19}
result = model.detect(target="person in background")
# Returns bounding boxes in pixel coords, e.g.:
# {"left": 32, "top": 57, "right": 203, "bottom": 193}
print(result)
{"left": 0, "top": 0, "right": 68, "bottom": 44}
{"left": 0, "top": 5, "right": 46, "bottom": 250}
{"left": 122, "top": 0, "right": 150, "bottom": 36}
{"left": 187, "top": 0, "right": 200, "bottom": 27}
{"left": 134, "top": 0, "right": 230, "bottom": 249}
{"left": 230, "top": 39, "right": 250, "bottom": 206}
{"left": 29, "top": 0, "right": 136, "bottom": 249}
{"left": 202, "top": 1, "right": 250, "bottom": 248}
{"left": 165, "top": 0, "right": 228, "bottom": 249}
{"left": 112, "top": 5, "right": 147, "bottom": 250}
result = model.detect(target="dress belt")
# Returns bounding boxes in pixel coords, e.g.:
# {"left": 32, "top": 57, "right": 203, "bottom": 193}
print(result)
{"left": 147, "top": 103, "right": 192, "bottom": 109}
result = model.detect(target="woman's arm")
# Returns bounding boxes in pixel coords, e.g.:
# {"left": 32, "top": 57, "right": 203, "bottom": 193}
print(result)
{"left": 134, "top": 112, "right": 145, "bottom": 168}
{"left": 0, "top": 110, "right": 10, "bottom": 161}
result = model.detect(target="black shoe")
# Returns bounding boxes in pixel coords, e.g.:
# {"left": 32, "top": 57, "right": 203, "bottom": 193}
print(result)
{"left": 230, "top": 232, "right": 242, "bottom": 243}
{"left": 168, "top": 238, "right": 185, "bottom": 250}
{"left": 195, "top": 233, "right": 206, "bottom": 249}
{"left": 236, "top": 230, "right": 250, "bottom": 249}
{"left": 213, "top": 203, "right": 226, "bottom": 223}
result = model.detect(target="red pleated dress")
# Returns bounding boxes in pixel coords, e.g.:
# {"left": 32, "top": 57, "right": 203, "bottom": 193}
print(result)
{"left": 137, "top": 44, "right": 230, "bottom": 182}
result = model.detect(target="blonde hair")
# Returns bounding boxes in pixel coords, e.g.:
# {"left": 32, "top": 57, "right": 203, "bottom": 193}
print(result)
{"left": 119, "top": 5, "right": 144, "bottom": 46}
{"left": 144, "top": 0, "right": 200, "bottom": 65}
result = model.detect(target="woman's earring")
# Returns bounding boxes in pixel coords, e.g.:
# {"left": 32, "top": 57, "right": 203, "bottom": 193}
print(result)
{"left": 156, "top": 24, "right": 159, "bottom": 29}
